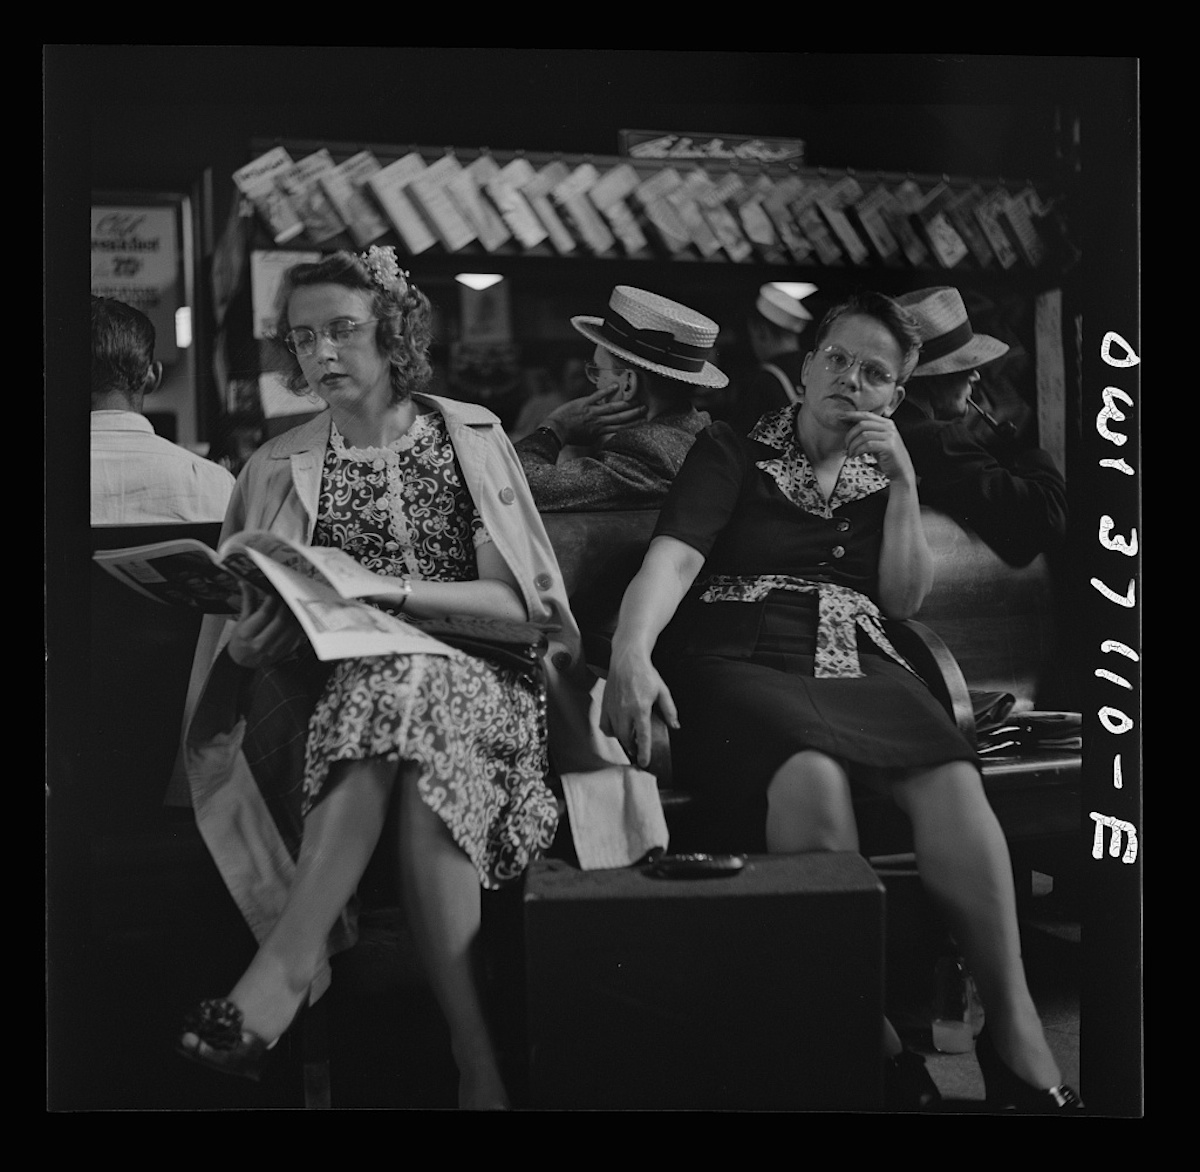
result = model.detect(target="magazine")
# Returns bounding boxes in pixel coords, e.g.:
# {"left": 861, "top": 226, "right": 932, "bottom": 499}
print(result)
{"left": 405, "top": 154, "right": 478, "bottom": 253}
{"left": 319, "top": 150, "right": 390, "bottom": 248}
{"left": 232, "top": 146, "right": 305, "bottom": 245}
{"left": 365, "top": 153, "right": 438, "bottom": 255}
{"left": 275, "top": 150, "right": 346, "bottom": 244}
{"left": 93, "top": 531, "right": 551, "bottom": 664}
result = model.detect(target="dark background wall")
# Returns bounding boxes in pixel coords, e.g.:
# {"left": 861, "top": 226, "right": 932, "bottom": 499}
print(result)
{"left": 79, "top": 49, "right": 1080, "bottom": 208}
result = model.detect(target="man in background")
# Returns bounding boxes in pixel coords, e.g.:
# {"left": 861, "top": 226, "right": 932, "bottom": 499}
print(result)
{"left": 895, "top": 286, "right": 1067, "bottom": 567}
{"left": 91, "top": 296, "right": 235, "bottom": 524}
{"left": 727, "top": 284, "right": 813, "bottom": 434}
{"left": 515, "top": 285, "right": 722, "bottom": 511}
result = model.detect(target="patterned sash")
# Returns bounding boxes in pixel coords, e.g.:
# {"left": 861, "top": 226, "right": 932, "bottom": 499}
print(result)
{"left": 698, "top": 574, "right": 914, "bottom": 680}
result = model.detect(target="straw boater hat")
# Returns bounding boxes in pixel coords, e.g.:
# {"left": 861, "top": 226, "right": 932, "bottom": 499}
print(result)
{"left": 756, "top": 284, "right": 813, "bottom": 333}
{"left": 571, "top": 286, "right": 728, "bottom": 389}
{"left": 897, "top": 286, "right": 1010, "bottom": 378}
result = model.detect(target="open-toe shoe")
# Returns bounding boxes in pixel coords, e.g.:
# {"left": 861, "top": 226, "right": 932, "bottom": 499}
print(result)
{"left": 176, "top": 997, "right": 279, "bottom": 1083}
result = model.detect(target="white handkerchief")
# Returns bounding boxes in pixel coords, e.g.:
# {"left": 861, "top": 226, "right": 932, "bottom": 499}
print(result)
{"left": 561, "top": 766, "right": 669, "bottom": 871}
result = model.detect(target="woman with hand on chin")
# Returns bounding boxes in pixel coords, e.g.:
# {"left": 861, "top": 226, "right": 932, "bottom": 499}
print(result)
{"left": 176, "top": 248, "right": 602, "bottom": 1109}
{"left": 600, "top": 290, "right": 1081, "bottom": 1113}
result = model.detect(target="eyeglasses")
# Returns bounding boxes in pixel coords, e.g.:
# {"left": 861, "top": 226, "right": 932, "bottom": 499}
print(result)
{"left": 585, "top": 361, "right": 618, "bottom": 386}
{"left": 819, "top": 345, "right": 898, "bottom": 391}
{"left": 283, "top": 318, "right": 380, "bottom": 357}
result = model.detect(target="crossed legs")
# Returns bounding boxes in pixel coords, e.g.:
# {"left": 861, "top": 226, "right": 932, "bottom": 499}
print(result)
{"left": 765, "top": 750, "right": 1062, "bottom": 1089}
{"left": 224, "top": 757, "right": 507, "bottom": 1108}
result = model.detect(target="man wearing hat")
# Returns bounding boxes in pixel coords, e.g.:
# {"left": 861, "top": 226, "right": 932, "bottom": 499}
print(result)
{"left": 514, "top": 286, "right": 720, "bottom": 511}
{"left": 894, "top": 286, "right": 1067, "bottom": 567}
{"left": 728, "top": 284, "right": 813, "bottom": 435}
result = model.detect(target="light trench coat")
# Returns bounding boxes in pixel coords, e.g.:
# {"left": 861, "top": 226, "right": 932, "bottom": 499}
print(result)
{"left": 173, "top": 395, "right": 650, "bottom": 998}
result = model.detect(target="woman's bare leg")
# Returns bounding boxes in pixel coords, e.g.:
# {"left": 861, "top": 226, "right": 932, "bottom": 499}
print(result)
{"left": 226, "top": 758, "right": 394, "bottom": 1043}
{"left": 766, "top": 750, "right": 860, "bottom": 853}
{"left": 892, "top": 761, "right": 1062, "bottom": 1089}
{"left": 394, "top": 767, "right": 508, "bottom": 1110}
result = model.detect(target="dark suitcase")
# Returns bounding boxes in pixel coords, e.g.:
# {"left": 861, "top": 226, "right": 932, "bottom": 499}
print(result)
{"left": 523, "top": 851, "right": 885, "bottom": 1111}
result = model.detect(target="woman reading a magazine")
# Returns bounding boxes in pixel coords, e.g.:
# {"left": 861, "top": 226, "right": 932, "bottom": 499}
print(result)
{"left": 176, "top": 247, "right": 627, "bottom": 1109}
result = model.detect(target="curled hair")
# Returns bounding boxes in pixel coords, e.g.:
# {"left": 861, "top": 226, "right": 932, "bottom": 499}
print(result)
{"left": 811, "top": 290, "right": 922, "bottom": 383}
{"left": 274, "top": 250, "right": 434, "bottom": 403}
{"left": 91, "top": 295, "right": 156, "bottom": 397}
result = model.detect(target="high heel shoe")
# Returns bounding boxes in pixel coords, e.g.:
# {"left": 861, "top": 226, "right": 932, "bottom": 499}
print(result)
{"left": 884, "top": 1048, "right": 943, "bottom": 1112}
{"left": 975, "top": 1025, "right": 1084, "bottom": 1113}
{"left": 176, "top": 998, "right": 280, "bottom": 1083}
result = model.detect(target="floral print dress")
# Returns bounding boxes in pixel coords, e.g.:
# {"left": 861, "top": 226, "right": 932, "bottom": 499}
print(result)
{"left": 301, "top": 410, "right": 559, "bottom": 889}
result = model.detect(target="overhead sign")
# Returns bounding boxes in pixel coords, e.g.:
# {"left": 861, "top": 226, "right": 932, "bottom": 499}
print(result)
{"left": 619, "top": 130, "right": 805, "bottom": 166}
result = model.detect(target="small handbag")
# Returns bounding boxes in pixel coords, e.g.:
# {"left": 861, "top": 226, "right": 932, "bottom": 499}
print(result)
{"left": 406, "top": 614, "right": 552, "bottom": 678}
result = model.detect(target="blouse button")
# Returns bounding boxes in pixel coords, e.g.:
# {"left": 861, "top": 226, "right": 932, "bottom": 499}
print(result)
{"left": 835, "top": 518, "right": 851, "bottom": 532}
{"left": 551, "top": 651, "right": 572, "bottom": 671}
{"left": 535, "top": 573, "right": 553, "bottom": 591}
{"left": 831, "top": 545, "right": 846, "bottom": 558}
{"left": 499, "top": 487, "right": 516, "bottom": 505}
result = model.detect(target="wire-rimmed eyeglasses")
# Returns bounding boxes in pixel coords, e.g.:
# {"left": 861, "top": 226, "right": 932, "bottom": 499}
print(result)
{"left": 283, "top": 318, "right": 380, "bottom": 357}
{"left": 819, "top": 344, "right": 898, "bottom": 391}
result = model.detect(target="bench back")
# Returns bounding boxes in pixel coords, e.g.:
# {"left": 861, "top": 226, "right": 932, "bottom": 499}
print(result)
{"left": 915, "top": 510, "right": 1063, "bottom": 712}
{"left": 541, "top": 511, "right": 660, "bottom": 661}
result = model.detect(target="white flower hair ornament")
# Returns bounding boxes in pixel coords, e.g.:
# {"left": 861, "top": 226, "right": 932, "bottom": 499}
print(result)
{"left": 360, "top": 245, "right": 411, "bottom": 297}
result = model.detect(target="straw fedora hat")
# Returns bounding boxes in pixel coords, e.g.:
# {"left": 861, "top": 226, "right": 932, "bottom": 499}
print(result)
{"left": 571, "top": 286, "right": 728, "bottom": 388}
{"left": 756, "top": 284, "right": 813, "bottom": 333}
{"left": 897, "top": 286, "right": 1009, "bottom": 377}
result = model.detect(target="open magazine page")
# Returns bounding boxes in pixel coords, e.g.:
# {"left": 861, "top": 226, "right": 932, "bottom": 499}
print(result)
{"left": 243, "top": 548, "right": 457, "bottom": 662}
{"left": 93, "top": 539, "right": 247, "bottom": 613}
{"left": 226, "top": 532, "right": 415, "bottom": 602}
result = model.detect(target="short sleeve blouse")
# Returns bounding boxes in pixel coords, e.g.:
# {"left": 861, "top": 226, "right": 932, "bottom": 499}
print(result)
{"left": 654, "top": 407, "right": 892, "bottom": 603}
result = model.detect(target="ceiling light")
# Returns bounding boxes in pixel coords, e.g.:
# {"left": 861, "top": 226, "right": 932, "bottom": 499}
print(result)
{"left": 455, "top": 273, "right": 505, "bottom": 291}
{"left": 768, "top": 282, "right": 818, "bottom": 302}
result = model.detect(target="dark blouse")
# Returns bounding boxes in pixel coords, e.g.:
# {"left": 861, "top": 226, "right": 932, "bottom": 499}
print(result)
{"left": 653, "top": 407, "right": 910, "bottom": 680}
{"left": 655, "top": 407, "right": 890, "bottom": 603}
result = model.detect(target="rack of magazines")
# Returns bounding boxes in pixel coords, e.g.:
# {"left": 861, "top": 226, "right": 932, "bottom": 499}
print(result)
{"left": 229, "top": 139, "right": 1075, "bottom": 276}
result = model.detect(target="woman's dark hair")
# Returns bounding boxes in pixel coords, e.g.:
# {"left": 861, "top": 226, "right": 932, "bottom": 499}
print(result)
{"left": 91, "top": 295, "right": 156, "bottom": 396}
{"left": 274, "top": 250, "right": 434, "bottom": 403}
{"left": 811, "top": 290, "right": 923, "bottom": 383}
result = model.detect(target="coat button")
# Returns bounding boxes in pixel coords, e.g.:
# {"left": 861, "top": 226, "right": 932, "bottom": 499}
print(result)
{"left": 499, "top": 486, "right": 515, "bottom": 505}
{"left": 535, "top": 573, "right": 553, "bottom": 591}
{"left": 831, "top": 545, "right": 846, "bottom": 558}
{"left": 551, "top": 651, "right": 572, "bottom": 671}
{"left": 835, "top": 518, "right": 851, "bottom": 532}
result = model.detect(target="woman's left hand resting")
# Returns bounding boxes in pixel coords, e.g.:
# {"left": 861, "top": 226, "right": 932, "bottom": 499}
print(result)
{"left": 226, "top": 583, "right": 307, "bottom": 669}
{"left": 844, "top": 410, "right": 916, "bottom": 485}
{"left": 600, "top": 650, "right": 679, "bottom": 770}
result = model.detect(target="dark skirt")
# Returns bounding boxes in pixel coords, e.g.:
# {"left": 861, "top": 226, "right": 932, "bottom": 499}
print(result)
{"left": 660, "top": 590, "right": 978, "bottom": 852}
